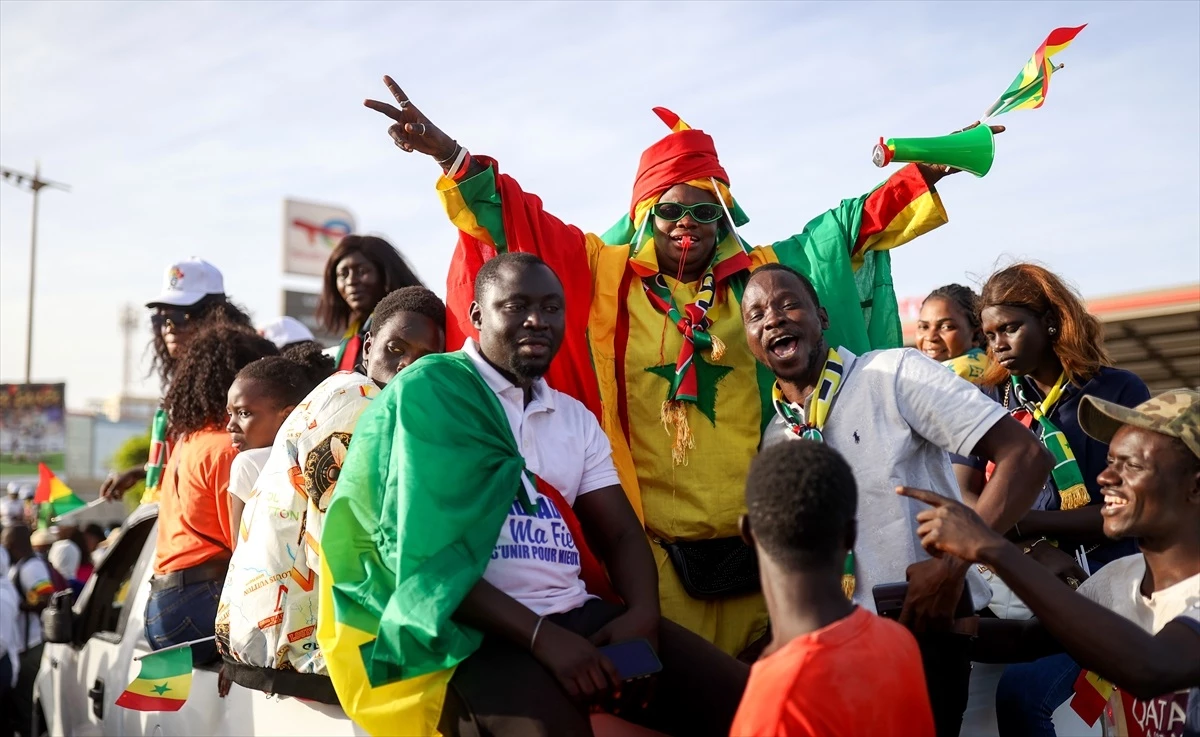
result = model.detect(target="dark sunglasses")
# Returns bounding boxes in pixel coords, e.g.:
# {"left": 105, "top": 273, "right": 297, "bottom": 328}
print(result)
{"left": 150, "top": 307, "right": 195, "bottom": 330}
{"left": 650, "top": 202, "right": 724, "bottom": 224}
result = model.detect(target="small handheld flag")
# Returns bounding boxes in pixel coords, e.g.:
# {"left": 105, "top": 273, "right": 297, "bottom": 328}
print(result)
{"left": 982, "top": 25, "right": 1087, "bottom": 121}
{"left": 34, "top": 463, "right": 86, "bottom": 520}
{"left": 145, "top": 408, "right": 169, "bottom": 492}
{"left": 115, "top": 646, "right": 193, "bottom": 712}
{"left": 1069, "top": 669, "right": 1113, "bottom": 727}
{"left": 872, "top": 25, "right": 1085, "bottom": 174}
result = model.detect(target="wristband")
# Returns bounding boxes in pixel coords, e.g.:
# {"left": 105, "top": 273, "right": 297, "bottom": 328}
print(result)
{"left": 529, "top": 616, "right": 545, "bottom": 652}
{"left": 447, "top": 147, "right": 470, "bottom": 180}
{"left": 436, "top": 142, "right": 460, "bottom": 166}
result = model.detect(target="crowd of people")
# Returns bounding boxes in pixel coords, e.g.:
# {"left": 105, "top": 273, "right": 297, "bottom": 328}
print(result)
{"left": 2, "top": 75, "right": 1197, "bottom": 737}
{"left": 2, "top": 507, "right": 112, "bottom": 736}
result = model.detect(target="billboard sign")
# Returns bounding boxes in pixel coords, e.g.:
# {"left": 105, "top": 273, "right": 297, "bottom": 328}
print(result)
{"left": 0, "top": 383, "right": 67, "bottom": 478}
{"left": 283, "top": 198, "right": 355, "bottom": 277}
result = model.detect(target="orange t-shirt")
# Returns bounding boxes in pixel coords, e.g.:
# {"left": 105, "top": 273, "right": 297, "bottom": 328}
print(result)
{"left": 153, "top": 428, "right": 236, "bottom": 575}
{"left": 731, "top": 607, "right": 935, "bottom": 737}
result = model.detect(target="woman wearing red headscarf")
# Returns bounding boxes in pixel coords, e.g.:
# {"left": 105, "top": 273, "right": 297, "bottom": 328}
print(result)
{"left": 366, "top": 76, "right": 999, "bottom": 656}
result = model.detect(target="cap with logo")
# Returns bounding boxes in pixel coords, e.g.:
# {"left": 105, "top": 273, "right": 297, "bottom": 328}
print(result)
{"left": 258, "top": 316, "right": 316, "bottom": 350}
{"left": 1079, "top": 389, "right": 1199, "bottom": 459}
{"left": 146, "top": 257, "right": 226, "bottom": 308}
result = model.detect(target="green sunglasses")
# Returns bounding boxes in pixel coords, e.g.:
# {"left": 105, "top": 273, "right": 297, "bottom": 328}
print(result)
{"left": 650, "top": 201, "right": 725, "bottom": 224}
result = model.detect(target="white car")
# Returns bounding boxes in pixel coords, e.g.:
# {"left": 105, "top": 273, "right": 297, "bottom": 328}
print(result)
{"left": 34, "top": 502, "right": 364, "bottom": 737}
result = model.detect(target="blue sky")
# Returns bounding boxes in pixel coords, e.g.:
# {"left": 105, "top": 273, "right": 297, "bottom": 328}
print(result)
{"left": 2, "top": 1, "right": 1197, "bottom": 408}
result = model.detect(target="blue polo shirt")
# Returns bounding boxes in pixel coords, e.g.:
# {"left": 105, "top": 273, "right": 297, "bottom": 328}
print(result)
{"left": 1003, "top": 367, "right": 1150, "bottom": 567}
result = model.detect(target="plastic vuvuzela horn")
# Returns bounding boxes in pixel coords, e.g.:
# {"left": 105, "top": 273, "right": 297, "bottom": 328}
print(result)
{"left": 871, "top": 126, "right": 996, "bottom": 178}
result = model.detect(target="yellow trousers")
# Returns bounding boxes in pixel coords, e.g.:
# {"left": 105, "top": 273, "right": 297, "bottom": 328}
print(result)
{"left": 651, "top": 541, "right": 769, "bottom": 657}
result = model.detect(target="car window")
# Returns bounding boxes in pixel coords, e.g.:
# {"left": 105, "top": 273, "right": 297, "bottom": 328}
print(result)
{"left": 78, "top": 515, "right": 156, "bottom": 642}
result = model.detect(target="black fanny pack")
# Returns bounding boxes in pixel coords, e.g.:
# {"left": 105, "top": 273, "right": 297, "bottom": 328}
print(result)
{"left": 659, "top": 537, "right": 760, "bottom": 600}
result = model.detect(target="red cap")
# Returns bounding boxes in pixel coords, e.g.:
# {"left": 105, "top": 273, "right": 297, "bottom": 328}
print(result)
{"left": 629, "top": 109, "right": 729, "bottom": 218}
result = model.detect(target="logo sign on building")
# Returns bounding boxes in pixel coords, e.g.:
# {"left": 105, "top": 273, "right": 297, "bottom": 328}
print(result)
{"left": 282, "top": 290, "right": 342, "bottom": 348}
{"left": 0, "top": 383, "right": 67, "bottom": 478}
{"left": 283, "top": 199, "right": 355, "bottom": 277}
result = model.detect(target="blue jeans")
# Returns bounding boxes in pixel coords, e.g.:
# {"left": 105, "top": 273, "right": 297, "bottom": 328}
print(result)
{"left": 995, "top": 653, "right": 1082, "bottom": 737}
{"left": 144, "top": 579, "right": 222, "bottom": 665}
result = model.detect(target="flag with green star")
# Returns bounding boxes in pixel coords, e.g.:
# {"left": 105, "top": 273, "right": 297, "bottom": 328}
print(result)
{"left": 115, "top": 646, "right": 192, "bottom": 711}
{"left": 646, "top": 351, "right": 733, "bottom": 424}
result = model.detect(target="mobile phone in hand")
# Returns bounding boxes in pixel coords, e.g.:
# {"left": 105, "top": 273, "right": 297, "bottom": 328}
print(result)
{"left": 598, "top": 638, "right": 663, "bottom": 681}
{"left": 873, "top": 582, "right": 909, "bottom": 620}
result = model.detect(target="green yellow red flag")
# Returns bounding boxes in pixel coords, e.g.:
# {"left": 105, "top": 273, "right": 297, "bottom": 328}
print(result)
{"left": 33, "top": 462, "right": 86, "bottom": 519}
{"left": 115, "top": 647, "right": 192, "bottom": 712}
{"left": 983, "top": 25, "right": 1086, "bottom": 120}
{"left": 1069, "top": 668, "right": 1113, "bottom": 727}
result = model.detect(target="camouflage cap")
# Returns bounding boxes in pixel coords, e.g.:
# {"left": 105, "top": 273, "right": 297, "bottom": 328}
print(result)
{"left": 1079, "top": 389, "right": 1199, "bottom": 459}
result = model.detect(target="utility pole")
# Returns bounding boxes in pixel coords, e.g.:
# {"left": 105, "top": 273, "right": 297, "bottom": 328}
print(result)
{"left": 120, "top": 304, "right": 139, "bottom": 394}
{"left": 1, "top": 163, "right": 70, "bottom": 383}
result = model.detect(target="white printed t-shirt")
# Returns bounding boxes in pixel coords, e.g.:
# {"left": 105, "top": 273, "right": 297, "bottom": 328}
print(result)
{"left": 1077, "top": 554, "right": 1200, "bottom": 737}
{"left": 217, "top": 371, "right": 379, "bottom": 674}
{"left": 229, "top": 447, "right": 271, "bottom": 503}
{"left": 8, "top": 554, "right": 52, "bottom": 651}
{"left": 463, "top": 340, "right": 621, "bottom": 617}
{"left": 762, "top": 347, "right": 1008, "bottom": 612}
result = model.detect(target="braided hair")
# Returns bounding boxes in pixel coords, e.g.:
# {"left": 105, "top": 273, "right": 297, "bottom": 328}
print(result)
{"left": 280, "top": 341, "right": 336, "bottom": 388}
{"left": 923, "top": 283, "right": 985, "bottom": 350}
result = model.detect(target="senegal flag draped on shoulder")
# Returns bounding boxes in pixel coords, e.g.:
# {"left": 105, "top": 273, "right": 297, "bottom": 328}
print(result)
{"left": 317, "top": 352, "right": 541, "bottom": 736}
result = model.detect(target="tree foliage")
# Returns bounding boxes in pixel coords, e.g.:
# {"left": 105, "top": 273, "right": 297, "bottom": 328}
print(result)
{"left": 110, "top": 430, "right": 151, "bottom": 511}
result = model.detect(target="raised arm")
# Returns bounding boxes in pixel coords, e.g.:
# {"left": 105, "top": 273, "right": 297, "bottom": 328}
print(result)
{"left": 364, "top": 76, "right": 588, "bottom": 256}
{"left": 853, "top": 122, "right": 1005, "bottom": 257}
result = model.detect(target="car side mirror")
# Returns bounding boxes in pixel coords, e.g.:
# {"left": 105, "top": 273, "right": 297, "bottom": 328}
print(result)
{"left": 42, "top": 590, "right": 76, "bottom": 644}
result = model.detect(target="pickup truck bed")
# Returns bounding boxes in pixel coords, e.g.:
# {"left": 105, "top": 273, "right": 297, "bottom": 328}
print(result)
{"left": 35, "top": 503, "right": 364, "bottom": 737}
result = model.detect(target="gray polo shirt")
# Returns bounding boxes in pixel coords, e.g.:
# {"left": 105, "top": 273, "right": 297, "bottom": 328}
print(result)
{"left": 763, "top": 346, "right": 1007, "bottom": 613}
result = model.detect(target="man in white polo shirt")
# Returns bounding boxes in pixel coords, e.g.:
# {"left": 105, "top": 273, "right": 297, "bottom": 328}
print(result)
{"left": 742, "top": 263, "right": 1053, "bottom": 737}
{"left": 320, "top": 252, "right": 748, "bottom": 736}
{"left": 447, "top": 253, "right": 748, "bottom": 735}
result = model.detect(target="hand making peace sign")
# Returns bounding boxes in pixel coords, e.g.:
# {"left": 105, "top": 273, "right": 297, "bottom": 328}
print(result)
{"left": 364, "top": 76, "right": 458, "bottom": 163}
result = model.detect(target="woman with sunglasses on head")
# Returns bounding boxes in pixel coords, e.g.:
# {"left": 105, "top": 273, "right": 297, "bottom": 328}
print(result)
{"left": 364, "top": 76, "right": 1005, "bottom": 659}
{"left": 979, "top": 263, "right": 1150, "bottom": 737}
{"left": 316, "top": 235, "right": 423, "bottom": 372}
{"left": 100, "top": 258, "right": 253, "bottom": 503}
{"left": 145, "top": 324, "right": 277, "bottom": 664}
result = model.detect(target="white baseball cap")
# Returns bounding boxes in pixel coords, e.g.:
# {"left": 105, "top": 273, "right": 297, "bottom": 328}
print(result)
{"left": 19, "top": 484, "right": 34, "bottom": 500}
{"left": 258, "top": 316, "right": 316, "bottom": 349}
{"left": 146, "top": 257, "right": 226, "bottom": 308}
